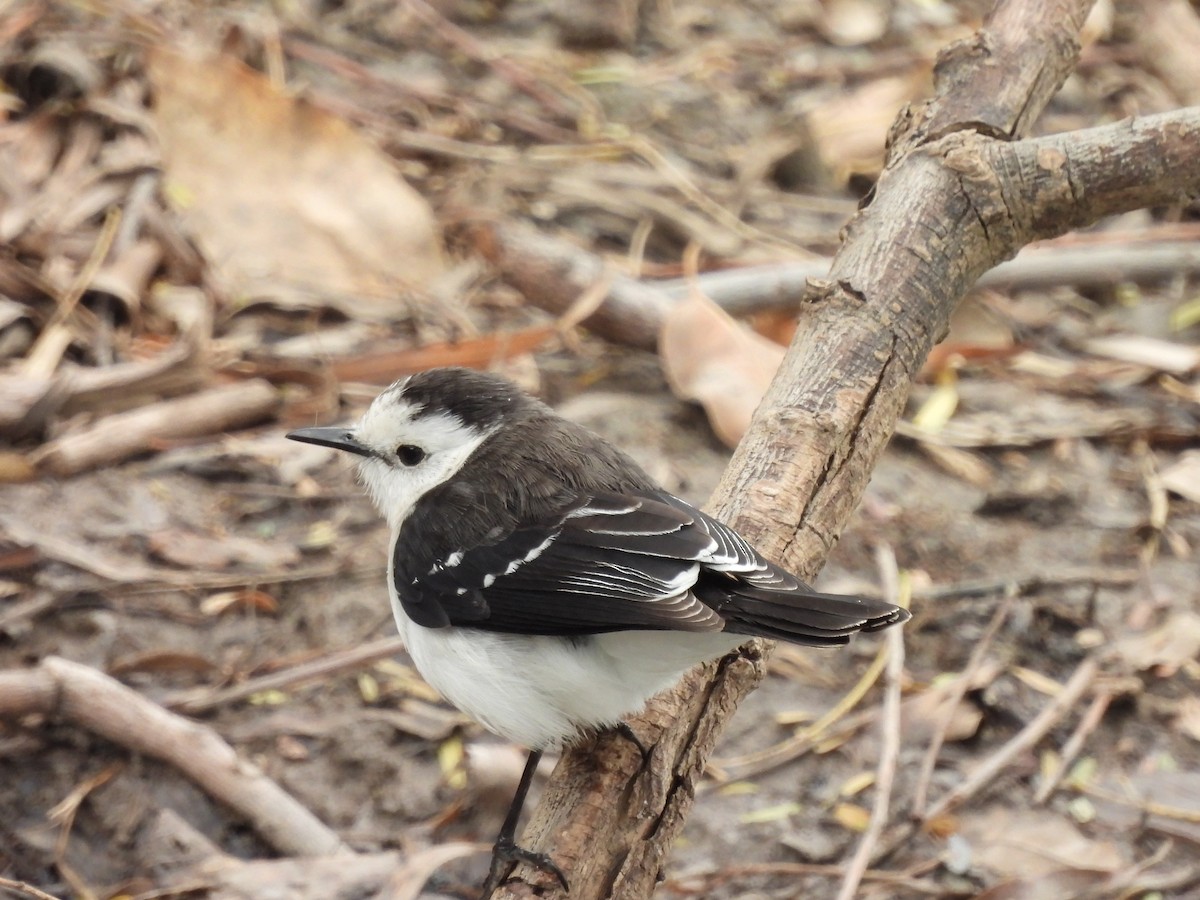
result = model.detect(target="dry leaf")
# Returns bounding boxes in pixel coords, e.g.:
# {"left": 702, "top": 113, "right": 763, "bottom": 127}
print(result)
{"left": 148, "top": 45, "right": 443, "bottom": 319}
{"left": 958, "top": 806, "right": 1126, "bottom": 879}
{"left": 910, "top": 369, "right": 959, "bottom": 434}
{"left": 1175, "top": 695, "right": 1200, "bottom": 742}
{"left": 1160, "top": 451, "right": 1200, "bottom": 503}
{"left": 740, "top": 801, "right": 803, "bottom": 825}
{"left": 807, "top": 74, "right": 925, "bottom": 180}
{"left": 357, "top": 672, "right": 380, "bottom": 703}
{"left": 439, "top": 734, "right": 468, "bottom": 790}
{"left": 200, "top": 589, "right": 280, "bottom": 617}
{"left": 974, "top": 869, "right": 1119, "bottom": 900}
{"left": 831, "top": 802, "right": 871, "bottom": 832}
{"left": 659, "top": 289, "right": 784, "bottom": 447}
{"left": 901, "top": 660, "right": 1000, "bottom": 744}
{"left": 818, "top": 0, "right": 889, "bottom": 46}
{"left": 839, "top": 772, "right": 875, "bottom": 797}
{"left": 1113, "top": 611, "right": 1200, "bottom": 676}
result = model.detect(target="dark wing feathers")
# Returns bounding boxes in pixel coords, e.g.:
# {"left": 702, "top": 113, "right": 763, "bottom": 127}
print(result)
{"left": 394, "top": 488, "right": 908, "bottom": 644}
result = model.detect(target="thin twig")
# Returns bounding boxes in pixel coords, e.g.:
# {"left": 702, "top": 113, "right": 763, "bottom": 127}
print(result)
{"left": 1080, "top": 783, "right": 1200, "bottom": 825}
{"left": 903, "top": 568, "right": 1140, "bottom": 603}
{"left": 711, "top": 645, "right": 889, "bottom": 779}
{"left": 657, "top": 239, "right": 1200, "bottom": 316}
{"left": 0, "top": 877, "right": 66, "bottom": 900}
{"left": 835, "top": 545, "right": 907, "bottom": 900}
{"left": 911, "top": 591, "right": 1017, "bottom": 817}
{"left": 1033, "top": 689, "right": 1113, "bottom": 804}
{"left": 922, "top": 654, "right": 1101, "bottom": 823}
{"left": 21, "top": 208, "right": 122, "bottom": 379}
{"left": 34, "top": 379, "right": 282, "bottom": 476}
{"left": 164, "top": 635, "right": 408, "bottom": 715}
{"left": 0, "top": 516, "right": 346, "bottom": 591}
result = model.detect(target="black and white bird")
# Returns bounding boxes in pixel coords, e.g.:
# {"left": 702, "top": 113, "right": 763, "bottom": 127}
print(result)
{"left": 288, "top": 366, "right": 908, "bottom": 897}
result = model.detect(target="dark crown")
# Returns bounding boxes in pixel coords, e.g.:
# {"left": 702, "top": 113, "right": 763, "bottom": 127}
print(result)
{"left": 400, "top": 367, "right": 529, "bottom": 432}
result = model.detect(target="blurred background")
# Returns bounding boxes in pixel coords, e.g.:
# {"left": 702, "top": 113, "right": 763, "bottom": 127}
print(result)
{"left": 1, "top": 0, "right": 1199, "bottom": 897}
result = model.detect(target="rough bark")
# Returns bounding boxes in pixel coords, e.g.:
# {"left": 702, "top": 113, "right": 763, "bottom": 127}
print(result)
{"left": 490, "top": 1, "right": 1200, "bottom": 897}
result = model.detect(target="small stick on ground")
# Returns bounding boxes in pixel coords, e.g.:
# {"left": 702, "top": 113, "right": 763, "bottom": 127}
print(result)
{"left": 0, "top": 876, "right": 65, "bottom": 900}
{"left": 34, "top": 379, "right": 282, "bottom": 476}
{"left": 0, "top": 657, "right": 346, "bottom": 857}
{"left": 905, "top": 568, "right": 1139, "bottom": 603}
{"left": 922, "top": 654, "right": 1101, "bottom": 823}
{"left": 165, "top": 635, "right": 408, "bottom": 715}
{"left": 835, "top": 544, "right": 906, "bottom": 900}
{"left": 660, "top": 238, "right": 1200, "bottom": 316}
{"left": 1033, "top": 689, "right": 1114, "bottom": 804}
{"left": 911, "top": 591, "right": 1016, "bottom": 817}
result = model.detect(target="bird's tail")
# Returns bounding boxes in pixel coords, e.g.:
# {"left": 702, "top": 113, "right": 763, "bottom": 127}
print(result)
{"left": 696, "top": 577, "right": 909, "bottom": 647}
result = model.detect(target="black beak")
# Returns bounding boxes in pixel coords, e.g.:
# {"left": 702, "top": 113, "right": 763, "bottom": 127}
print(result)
{"left": 286, "top": 426, "right": 371, "bottom": 457}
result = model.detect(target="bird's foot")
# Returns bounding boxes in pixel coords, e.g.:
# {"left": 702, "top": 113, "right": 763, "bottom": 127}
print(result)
{"left": 479, "top": 835, "right": 569, "bottom": 898}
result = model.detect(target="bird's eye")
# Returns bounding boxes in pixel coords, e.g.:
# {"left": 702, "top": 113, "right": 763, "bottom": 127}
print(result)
{"left": 396, "top": 444, "right": 427, "bottom": 466}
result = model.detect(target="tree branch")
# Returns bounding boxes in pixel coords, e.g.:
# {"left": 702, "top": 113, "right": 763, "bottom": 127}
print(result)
{"left": 492, "top": 1, "right": 1200, "bottom": 897}
{"left": 0, "top": 657, "right": 347, "bottom": 857}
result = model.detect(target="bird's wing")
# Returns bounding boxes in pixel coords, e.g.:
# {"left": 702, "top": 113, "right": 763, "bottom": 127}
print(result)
{"left": 392, "top": 492, "right": 726, "bottom": 634}
{"left": 394, "top": 490, "right": 908, "bottom": 643}
{"left": 654, "top": 496, "right": 910, "bottom": 643}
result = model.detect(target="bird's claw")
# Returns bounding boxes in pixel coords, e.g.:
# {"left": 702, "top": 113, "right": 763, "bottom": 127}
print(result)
{"left": 480, "top": 836, "right": 569, "bottom": 898}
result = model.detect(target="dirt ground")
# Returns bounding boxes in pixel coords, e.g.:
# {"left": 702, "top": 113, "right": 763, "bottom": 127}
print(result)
{"left": 2, "top": 1, "right": 1200, "bottom": 898}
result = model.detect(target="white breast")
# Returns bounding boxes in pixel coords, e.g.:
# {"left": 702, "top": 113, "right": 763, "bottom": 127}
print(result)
{"left": 386, "top": 557, "right": 741, "bottom": 748}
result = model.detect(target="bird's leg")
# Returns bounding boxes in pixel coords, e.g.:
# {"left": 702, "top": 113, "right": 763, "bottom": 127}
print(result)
{"left": 479, "top": 748, "right": 569, "bottom": 899}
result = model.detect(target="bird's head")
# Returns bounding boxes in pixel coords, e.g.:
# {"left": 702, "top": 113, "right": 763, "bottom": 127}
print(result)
{"left": 287, "top": 367, "right": 525, "bottom": 531}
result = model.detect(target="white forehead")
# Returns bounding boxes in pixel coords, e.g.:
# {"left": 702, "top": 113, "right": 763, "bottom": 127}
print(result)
{"left": 355, "top": 393, "right": 481, "bottom": 453}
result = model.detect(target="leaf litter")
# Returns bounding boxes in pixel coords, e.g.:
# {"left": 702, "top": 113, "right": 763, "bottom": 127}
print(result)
{"left": 0, "top": 0, "right": 1198, "bottom": 898}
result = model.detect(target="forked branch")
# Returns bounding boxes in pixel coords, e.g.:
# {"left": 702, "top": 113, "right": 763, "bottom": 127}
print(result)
{"left": 493, "top": 0, "right": 1200, "bottom": 896}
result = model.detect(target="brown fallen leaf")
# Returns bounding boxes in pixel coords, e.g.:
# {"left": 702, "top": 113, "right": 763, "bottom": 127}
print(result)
{"left": 817, "top": 0, "right": 889, "bottom": 46}
{"left": 200, "top": 589, "right": 281, "bottom": 617}
{"left": 1160, "top": 450, "right": 1200, "bottom": 504}
{"left": 659, "top": 289, "right": 784, "bottom": 447}
{"left": 903, "top": 683, "right": 986, "bottom": 744}
{"left": 831, "top": 801, "right": 871, "bottom": 833}
{"left": 958, "top": 805, "right": 1126, "bottom": 880}
{"left": 973, "top": 868, "right": 1121, "bottom": 900}
{"left": 807, "top": 73, "right": 927, "bottom": 181}
{"left": 1112, "top": 611, "right": 1200, "bottom": 676}
{"left": 1175, "top": 695, "right": 1200, "bottom": 742}
{"left": 148, "top": 45, "right": 443, "bottom": 320}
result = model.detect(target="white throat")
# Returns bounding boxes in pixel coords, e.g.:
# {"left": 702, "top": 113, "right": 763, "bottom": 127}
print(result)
{"left": 353, "top": 405, "right": 496, "bottom": 534}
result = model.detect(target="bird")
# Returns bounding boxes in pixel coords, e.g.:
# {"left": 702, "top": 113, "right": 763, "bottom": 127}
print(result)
{"left": 287, "top": 366, "right": 909, "bottom": 898}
